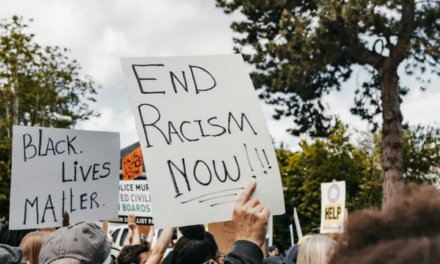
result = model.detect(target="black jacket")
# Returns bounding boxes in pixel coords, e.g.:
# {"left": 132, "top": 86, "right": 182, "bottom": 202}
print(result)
{"left": 225, "top": 241, "right": 264, "bottom": 264}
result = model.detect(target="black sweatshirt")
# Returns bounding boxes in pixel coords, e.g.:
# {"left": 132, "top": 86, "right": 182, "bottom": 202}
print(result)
{"left": 225, "top": 240, "right": 264, "bottom": 264}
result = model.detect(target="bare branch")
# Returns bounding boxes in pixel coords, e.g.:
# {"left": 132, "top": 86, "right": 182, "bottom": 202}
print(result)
{"left": 349, "top": 43, "right": 385, "bottom": 69}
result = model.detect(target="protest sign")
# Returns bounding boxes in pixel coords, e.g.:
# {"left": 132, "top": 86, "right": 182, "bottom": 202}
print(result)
{"left": 208, "top": 221, "right": 265, "bottom": 254}
{"left": 320, "top": 181, "right": 346, "bottom": 233}
{"left": 108, "top": 179, "right": 154, "bottom": 226}
{"left": 122, "top": 146, "right": 143, "bottom": 180}
{"left": 121, "top": 54, "right": 285, "bottom": 228}
{"left": 10, "top": 126, "right": 120, "bottom": 230}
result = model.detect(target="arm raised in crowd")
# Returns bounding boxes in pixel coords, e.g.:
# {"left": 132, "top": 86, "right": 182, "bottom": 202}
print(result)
{"left": 146, "top": 227, "right": 174, "bottom": 264}
{"left": 128, "top": 214, "right": 141, "bottom": 245}
{"left": 225, "top": 181, "right": 269, "bottom": 264}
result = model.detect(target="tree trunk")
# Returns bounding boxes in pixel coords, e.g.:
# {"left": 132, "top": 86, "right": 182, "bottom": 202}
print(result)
{"left": 380, "top": 67, "right": 404, "bottom": 207}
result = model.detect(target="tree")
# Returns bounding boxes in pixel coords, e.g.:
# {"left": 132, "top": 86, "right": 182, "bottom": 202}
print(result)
{"left": 0, "top": 16, "right": 99, "bottom": 218}
{"left": 273, "top": 122, "right": 440, "bottom": 251}
{"left": 216, "top": 0, "right": 440, "bottom": 205}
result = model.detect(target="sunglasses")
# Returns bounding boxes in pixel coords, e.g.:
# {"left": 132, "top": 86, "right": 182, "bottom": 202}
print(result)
{"left": 202, "top": 254, "right": 226, "bottom": 264}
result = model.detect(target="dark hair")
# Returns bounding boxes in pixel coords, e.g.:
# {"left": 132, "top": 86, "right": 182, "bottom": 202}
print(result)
{"left": 171, "top": 225, "right": 218, "bottom": 264}
{"left": 0, "top": 224, "right": 36, "bottom": 247}
{"left": 329, "top": 184, "right": 440, "bottom": 264}
{"left": 117, "top": 244, "right": 150, "bottom": 264}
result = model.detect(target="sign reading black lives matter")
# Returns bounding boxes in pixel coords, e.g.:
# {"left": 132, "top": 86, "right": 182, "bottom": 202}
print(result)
{"left": 10, "top": 126, "right": 120, "bottom": 230}
{"left": 121, "top": 54, "right": 285, "bottom": 228}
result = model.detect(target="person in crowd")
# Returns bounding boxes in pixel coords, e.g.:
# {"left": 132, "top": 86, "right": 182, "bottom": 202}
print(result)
{"left": 161, "top": 239, "right": 175, "bottom": 264}
{"left": 117, "top": 244, "right": 150, "bottom": 264}
{"left": 20, "top": 231, "right": 50, "bottom": 264}
{"left": 285, "top": 244, "right": 299, "bottom": 263}
{"left": 0, "top": 225, "right": 36, "bottom": 247}
{"left": 171, "top": 225, "right": 224, "bottom": 264}
{"left": 39, "top": 222, "right": 113, "bottom": 264}
{"left": 329, "top": 184, "right": 440, "bottom": 264}
{"left": 267, "top": 245, "right": 279, "bottom": 257}
{"left": 297, "top": 235, "right": 337, "bottom": 264}
{"left": 0, "top": 244, "right": 27, "bottom": 264}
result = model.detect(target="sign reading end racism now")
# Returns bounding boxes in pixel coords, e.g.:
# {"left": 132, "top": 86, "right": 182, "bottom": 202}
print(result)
{"left": 121, "top": 54, "right": 286, "bottom": 228}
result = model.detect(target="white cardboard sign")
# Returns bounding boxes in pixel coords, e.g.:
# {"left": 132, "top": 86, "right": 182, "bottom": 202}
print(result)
{"left": 320, "top": 181, "right": 346, "bottom": 233}
{"left": 109, "top": 180, "right": 154, "bottom": 225}
{"left": 121, "top": 54, "right": 285, "bottom": 228}
{"left": 10, "top": 126, "right": 120, "bottom": 230}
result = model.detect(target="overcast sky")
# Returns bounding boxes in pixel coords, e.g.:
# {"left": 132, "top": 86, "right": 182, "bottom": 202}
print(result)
{"left": 1, "top": 1, "right": 439, "bottom": 149}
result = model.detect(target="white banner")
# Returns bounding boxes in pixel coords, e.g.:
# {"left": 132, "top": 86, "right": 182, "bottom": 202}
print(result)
{"left": 320, "top": 181, "right": 346, "bottom": 233}
{"left": 109, "top": 180, "right": 153, "bottom": 225}
{"left": 121, "top": 54, "right": 285, "bottom": 228}
{"left": 10, "top": 126, "right": 120, "bottom": 230}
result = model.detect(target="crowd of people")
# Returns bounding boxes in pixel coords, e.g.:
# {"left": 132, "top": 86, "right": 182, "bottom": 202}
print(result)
{"left": 1, "top": 182, "right": 439, "bottom": 264}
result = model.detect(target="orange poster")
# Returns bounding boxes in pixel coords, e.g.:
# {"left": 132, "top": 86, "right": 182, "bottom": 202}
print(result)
{"left": 122, "top": 147, "right": 143, "bottom": 180}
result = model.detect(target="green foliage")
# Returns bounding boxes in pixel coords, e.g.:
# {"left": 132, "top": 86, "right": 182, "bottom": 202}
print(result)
{"left": 273, "top": 122, "right": 440, "bottom": 252}
{"left": 0, "top": 16, "right": 99, "bottom": 218}
{"left": 216, "top": 0, "right": 440, "bottom": 135}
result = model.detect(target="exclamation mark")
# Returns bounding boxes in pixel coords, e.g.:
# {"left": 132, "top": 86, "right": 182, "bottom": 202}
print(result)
{"left": 243, "top": 144, "right": 255, "bottom": 178}
{"left": 255, "top": 148, "right": 267, "bottom": 174}
{"left": 262, "top": 149, "right": 272, "bottom": 169}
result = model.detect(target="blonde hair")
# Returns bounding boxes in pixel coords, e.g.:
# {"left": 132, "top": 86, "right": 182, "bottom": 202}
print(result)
{"left": 297, "top": 235, "right": 337, "bottom": 264}
{"left": 49, "top": 258, "right": 81, "bottom": 264}
{"left": 20, "top": 231, "right": 50, "bottom": 264}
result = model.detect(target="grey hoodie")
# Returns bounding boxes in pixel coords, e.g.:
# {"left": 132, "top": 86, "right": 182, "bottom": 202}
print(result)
{"left": 0, "top": 244, "right": 23, "bottom": 264}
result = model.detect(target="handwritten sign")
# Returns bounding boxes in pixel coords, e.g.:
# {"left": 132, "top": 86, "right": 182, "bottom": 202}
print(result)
{"left": 10, "top": 126, "right": 120, "bottom": 230}
{"left": 122, "top": 147, "right": 143, "bottom": 180}
{"left": 108, "top": 180, "right": 153, "bottom": 225}
{"left": 320, "top": 181, "right": 346, "bottom": 233}
{"left": 121, "top": 54, "right": 285, "bottom": 228}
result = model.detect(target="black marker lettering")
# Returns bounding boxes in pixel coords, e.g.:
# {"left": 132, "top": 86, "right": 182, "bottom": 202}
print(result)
{"left": 132, "top": 64, "right": 166, "bottom": 94}
{"left": 170, "top": 71, "right": 188, "bottom": 93}
{"left": 189, "top": 65, "right": 217, "bottom": 94}
{"left": 228, "top": 112, "right": 258, "bottom": 135}
{"left": 70, "top": 188, "right": 76, "bottom": 213}
{"left": 207, "top": 117, "right": 226, "bottom": 137}
{"left": 61, "top": 191, "right": 66, "bottom": 219}
{"left": 23, "top": 197, "right": 39, "bottom": 225}
{"left": 168, "top": 122, "right": 184, "bottom": 143}
{"left": 195, "top": 120, "right": 210, "bottom": 137}
{"left": 92, "top": 164, "right": 100, "bottom": 180}
{"left": 45, "top": 138, "right": 55, "bottom": 156}
{"left": 193, "top": 160, "right": 212, "bottom": 186}
{"left": 180, "top": 121, "right": 199, "bottom": 142}
{"left": 62, "top": 162, "right": 72, "bottom": 182}
{"left": 138, "top": 104, "right": 170, "bottom": 148}
{"left": 167, "top": 159, "right": 190, "bottom": 196}
{"left": 100, "top": 162, "right": 111, "bottom": 178}
{"left": 91, "top": 192, "right": 99, "bottom": 209}
{"left": 80, "top": 193, "right": 88, "bottom": 210}
{"left": 81, "top": 165, "right": 92, "bottom": 182}
{"left": 38, "top": 129, "right": 44, "bottom": 156}
{"left": 55, "top": 140, "right": 66, "bottom": 154}
{"left": 23, "top": 134, "right": 36, "bottom": 162}
{"left": 67, "top": 136, "right": 78, "bottom": 155}
{"left": 41, "top": 195, "right": 57, "bottom": 223}
{"left": 213, "top": 156, "right": 241, "bottom": 182}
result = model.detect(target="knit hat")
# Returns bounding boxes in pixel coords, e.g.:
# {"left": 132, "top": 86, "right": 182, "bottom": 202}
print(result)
{"left": 0, "top": 244, "right": 23, "bottom": 264}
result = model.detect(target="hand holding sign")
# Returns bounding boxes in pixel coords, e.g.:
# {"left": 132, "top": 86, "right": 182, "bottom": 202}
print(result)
{"left": 233, "top": 182, "right": 270, "bottom": 247}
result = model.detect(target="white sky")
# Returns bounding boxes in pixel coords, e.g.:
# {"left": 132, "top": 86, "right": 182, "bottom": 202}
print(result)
{"left": 1, "top": 0, "right": 439, "bottom": 150}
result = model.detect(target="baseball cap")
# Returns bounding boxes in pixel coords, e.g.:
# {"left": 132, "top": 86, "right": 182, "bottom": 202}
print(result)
{"left": 39, "top": 222, "right": 112, "bottom": 264}
{"left": 0, "top": 244, "right": 24, "bottom": 264}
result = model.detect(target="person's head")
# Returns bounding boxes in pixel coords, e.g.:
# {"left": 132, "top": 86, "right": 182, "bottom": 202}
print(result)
{"left": 0, "top": 225, "right": 37, "bottom": 247}
{"left": 0, "top": 244, "right": 24, "bottom": 264}
{"left": 117, "top": 244, "right": 150, "bottom": 264}
{"left": 20, "top": 231, "right": 50, "bottom": 264}
{"left": 297, "top": 235, "right": 337, "bottom": 264}
{"left": 39, "top": 222, "right": 112, "bottom": 264}
{"left": 329, "top": 184, "right": 440, "bottom": 264}
{"left": 171, "top": 225, "right": 222, "bottom": 264}
{"left": 267, "top": 245, "right": 279, "bottom": 257}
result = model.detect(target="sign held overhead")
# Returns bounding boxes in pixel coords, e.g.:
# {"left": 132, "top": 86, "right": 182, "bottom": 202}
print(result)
{"left": 10, "top": 126, "right": 120, "bottom": 230}
{"left": 121, "top": 54, "right": 285, "bottom": 228}
{"left": 320, "top": 181, "right": 346, "bottom": 233}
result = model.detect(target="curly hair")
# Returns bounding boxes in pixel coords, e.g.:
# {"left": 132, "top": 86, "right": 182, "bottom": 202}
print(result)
{"left": 329, "top": 184, "right": 440, "bottom": 264}
{"left": 117, "top": 244, "right": 150, "bottom": 264}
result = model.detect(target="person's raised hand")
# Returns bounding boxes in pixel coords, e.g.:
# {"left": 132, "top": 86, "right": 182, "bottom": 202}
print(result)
{"left": 233, "top": 181, "right": 270, "bottom": 247}
{"left": 128, "top": 214, "right": 137, "bottom": 230}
